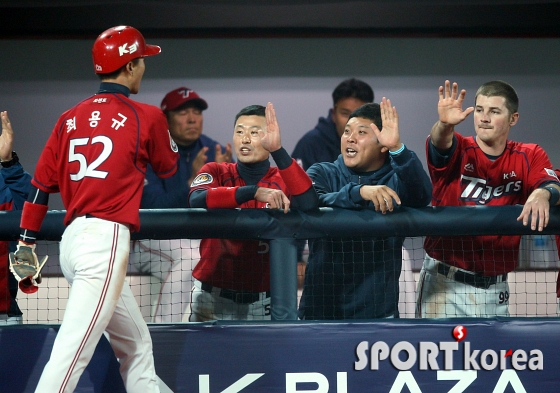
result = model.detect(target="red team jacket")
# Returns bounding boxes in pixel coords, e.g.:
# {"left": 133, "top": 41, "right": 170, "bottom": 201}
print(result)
{"left": 190, "top": 162, "right": 298, "bottom": 292}
{"left": 32, "top": 89, "right": 178, "bottom": 232}
{"left": 425, "top": 133, "right": 559, "bottom": 275}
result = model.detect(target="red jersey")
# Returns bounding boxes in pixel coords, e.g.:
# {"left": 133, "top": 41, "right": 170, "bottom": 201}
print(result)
{"left": 32, "top": 91, "right": 178, "bottom": 232}
{"left": 190, "top": 162, "right": 295, "bottom": 292}
{"left": 425, "top": 133, "right": 559, "bottom": 275}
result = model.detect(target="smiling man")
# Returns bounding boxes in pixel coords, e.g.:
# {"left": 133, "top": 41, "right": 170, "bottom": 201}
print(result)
{"left": 417, "top": 80, "right": 560, "bottom": 318}
{"left": 188, "top": 103, "right": 318, "bottom": 321}
{"left": 299, "top": 99, "right": 432, "bottom": 320}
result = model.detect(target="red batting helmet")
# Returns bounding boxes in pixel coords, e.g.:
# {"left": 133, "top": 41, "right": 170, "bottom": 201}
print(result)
{"left": 92, "top": 25, "right": 161, "bottom": 74}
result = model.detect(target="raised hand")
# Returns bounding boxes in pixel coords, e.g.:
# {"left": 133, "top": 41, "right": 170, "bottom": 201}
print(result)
{"left": 215, "top": 143, "right": 233, "bottom": 163}
{"left": 260, "top": 102, "right": 282, "bottom": 153}
{"left": 438, "top": 80, "right": 474, "bottom": 126}
{"left": 188, "top": 147, "right": 209, "bottom": 185}
{"left": 0, "top": 111, "right": 14, "bottom": 161}
{"left": 255, "top": 187, "right": 290, "bottom": 213}
{"left": 370, "top": 97, "right": 401, "bottom": 153}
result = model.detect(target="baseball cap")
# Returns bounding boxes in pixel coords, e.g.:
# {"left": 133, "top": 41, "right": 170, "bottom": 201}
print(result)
{"left": 160, "top": 87, "right": 209, "bottom": 113}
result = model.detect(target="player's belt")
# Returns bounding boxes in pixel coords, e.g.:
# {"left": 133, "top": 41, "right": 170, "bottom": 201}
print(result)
{"left": 436, "top": 262, "right": 508, "bottom": 290}
{"left": 200, "top": 282, "right": 270, "bottom": 304}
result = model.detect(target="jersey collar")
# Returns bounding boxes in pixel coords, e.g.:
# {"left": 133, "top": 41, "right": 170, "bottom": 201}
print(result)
{"left": 97, "top": 82, "right": 131, "bottom": 97}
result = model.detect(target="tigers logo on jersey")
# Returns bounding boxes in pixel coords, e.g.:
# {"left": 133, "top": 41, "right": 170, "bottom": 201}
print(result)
{"left": 169, "top": 133, "right": 178, "bottom": 153}
{"left": 191, "top": 173, "right": 213, "bottom": 187}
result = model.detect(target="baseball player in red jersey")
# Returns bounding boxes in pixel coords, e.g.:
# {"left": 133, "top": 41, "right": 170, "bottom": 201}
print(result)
{"left": 9, "top": 26, "right": 178, "bottom": 392}
{"left": 188, "top": 103, "right": 318, "bottom": 321}
{"left": 417, "top": 80, "right": 560, "bottom": 318}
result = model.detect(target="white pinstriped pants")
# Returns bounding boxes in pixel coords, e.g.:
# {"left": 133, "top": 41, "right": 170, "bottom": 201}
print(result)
{"left": 416, "top": 255, "right": 510, "bottom": 318}
{"left": 35, "top": 216, "right": 160, "bottom": 393}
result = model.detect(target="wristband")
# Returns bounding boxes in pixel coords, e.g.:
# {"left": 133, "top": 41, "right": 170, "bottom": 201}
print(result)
{"left": 206, "top": 187, "right": 239, "bottom": 208}
{"left": 279, "top": 160, "right": 313, "bottom": 195}
{"left": 21, "top": 201, "right": 48, "bottom": 232}
{"left": 0, "top": 151, "right": 19, "bottom": 168}
{"left": 544, "top": 186, "right": 560, "bottom": 206}
{"left": 389, "top": 144, "right": 405, "bottom": 155}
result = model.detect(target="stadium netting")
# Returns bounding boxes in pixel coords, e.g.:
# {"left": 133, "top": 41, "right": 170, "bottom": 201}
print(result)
{"left": 0, "top": 206, "right": 558, "bottom": 323}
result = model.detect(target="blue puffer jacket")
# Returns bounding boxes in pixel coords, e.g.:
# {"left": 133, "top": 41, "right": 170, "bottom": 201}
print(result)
{"left": 299, "top": 149, "right": 431, "bottom": 320}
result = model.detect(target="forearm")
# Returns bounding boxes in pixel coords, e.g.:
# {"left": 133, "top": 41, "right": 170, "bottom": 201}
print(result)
{"left": 141, "top": 185, "right": 189, "bottom": 208}
{"left": 272, "top": 147, "right": 318, "bottom": 210}
{"left": 430, "top": 120, "right": 455, "bottom": 150}
{"left": 391, "top": 150, "right": 432, "bottom": 207}
{"left": 317, "top": 184, "right": 365, "bottom": 208}
{"left": 2, "top": 162, "right": 32, "bottom": 209}
{"left": 189, "top": 186, "right": 259, "bottom": 208}
{"left": 540, "top": 183, "right": 560, "bottom": 206}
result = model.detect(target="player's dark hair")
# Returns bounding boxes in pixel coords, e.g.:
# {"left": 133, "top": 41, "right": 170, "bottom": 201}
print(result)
{"left": 332, "top": 78, "right": 374, "bottom": 107}
{"left": 234, "top": 105, "right": 266, "bottom": 125}
{"left": 348, "top": 103, "right": 382, "bottom": 130}
{"left": 475, "top": 80, "right": 519, "bottom": 115}
{"left": 97, "top": 58, "right": 141, "bottom": 81}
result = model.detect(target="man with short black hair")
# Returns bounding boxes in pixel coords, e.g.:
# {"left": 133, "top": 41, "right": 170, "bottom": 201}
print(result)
{"left": 188, "top": 103, "right": 318, "bottom": 321}
{"left": 292, "top": 78, "right": 374, "bottom": 171}
{"left": 299, "top": 99, "right": 432, "bottom": 320}
{"left": 291, "top": 78, "right": 374, "bottom": 286}
{"left": 417, "top": 80, "right": 560, "bottom": 318}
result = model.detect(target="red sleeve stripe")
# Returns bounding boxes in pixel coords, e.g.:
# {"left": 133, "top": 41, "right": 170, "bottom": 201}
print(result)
{"left": 279, "top": 161, "right": 313, "bottom": 195}
{"left": 21, "top": 201, "right": 48, "bottom": 232}
{"left": 206, "top": 187, "right": 239, "bottom": 208}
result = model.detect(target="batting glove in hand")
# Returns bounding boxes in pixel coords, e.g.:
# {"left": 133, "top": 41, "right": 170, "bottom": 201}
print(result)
{"left": 9, "top": 241, "right": 48, "bottom": 294}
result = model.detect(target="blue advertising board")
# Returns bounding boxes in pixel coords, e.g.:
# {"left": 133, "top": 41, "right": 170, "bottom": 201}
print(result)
{"left": 2, "top": 319, "right": 559, "bottom": 392}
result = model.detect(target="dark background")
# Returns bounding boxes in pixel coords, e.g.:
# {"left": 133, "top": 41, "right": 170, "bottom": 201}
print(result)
{"left": 2, "top": 0, "right": 560, "bottom": 39}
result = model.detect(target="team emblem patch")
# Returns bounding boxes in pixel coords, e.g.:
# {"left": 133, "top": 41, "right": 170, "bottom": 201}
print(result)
{"left": 545, "top": 168, "right": 559, "bottom": 181}
{"left": 169, "top": 132, "right": 178, "bottom": 153}
{"left": 191, "top": 173, "right": 213, "bottom": 187}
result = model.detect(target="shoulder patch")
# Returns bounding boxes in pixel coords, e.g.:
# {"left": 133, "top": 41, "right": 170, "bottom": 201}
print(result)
{"left": 546, "top": 168, "right": 559, "bottom": 181}
{"left": 169, "top": 132, "right": 178, "bottom": 153}
{"left": 191, "top": 173, "right": 213, "bottom": 187}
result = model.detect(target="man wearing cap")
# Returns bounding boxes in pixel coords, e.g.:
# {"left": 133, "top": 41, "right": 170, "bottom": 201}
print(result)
{"left": 10, "top": 25, "right": 177, "bottom": 392}
{"left": 132, "top": 87, "right": 231, "bottom": 323}
{"left": 141, "top": 86, "right": 232, "bottom": 208}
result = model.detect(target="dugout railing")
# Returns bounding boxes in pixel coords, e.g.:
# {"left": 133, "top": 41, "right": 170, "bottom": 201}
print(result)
{"left": 1, "top": 205, "right": 559, "bottom": 321}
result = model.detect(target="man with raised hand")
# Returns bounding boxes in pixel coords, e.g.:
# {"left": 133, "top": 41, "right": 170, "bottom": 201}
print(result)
{"left": 299, "top": 98, "right": 432, "bottom": 320}
{"left": 188, "top": 102, "right": 318, "bottom": 321}
{"left": 417, "top": 80, "right": 560, "bottom": 318}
